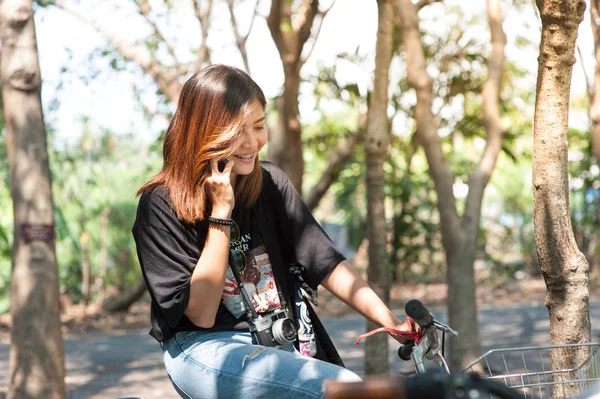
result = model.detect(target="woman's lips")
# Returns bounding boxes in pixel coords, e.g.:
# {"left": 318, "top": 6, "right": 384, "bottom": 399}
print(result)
{"left": 233, "top": 154, "right": 255, "bottom": 164}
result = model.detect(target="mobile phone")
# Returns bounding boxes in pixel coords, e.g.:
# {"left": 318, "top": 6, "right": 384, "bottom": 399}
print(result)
{"left": 218, "top": 159, "right": 229, "bottom": 172}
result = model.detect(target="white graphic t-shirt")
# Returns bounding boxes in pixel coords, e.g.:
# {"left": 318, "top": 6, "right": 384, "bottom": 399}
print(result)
{"left": 221, "top": 229, "right": 282, "bottom": 318}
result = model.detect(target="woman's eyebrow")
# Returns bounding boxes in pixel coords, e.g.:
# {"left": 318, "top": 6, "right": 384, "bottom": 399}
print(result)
{"left": 253, "top": 116, "right": 266, "bottom": 124}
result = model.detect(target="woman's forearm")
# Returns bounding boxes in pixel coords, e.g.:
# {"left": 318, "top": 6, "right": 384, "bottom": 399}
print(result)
{"left": 320, "top": 260, "right": 403, "bottom": 328}
{"left": 184, "top": 223, "right": 231, "bottom": 328}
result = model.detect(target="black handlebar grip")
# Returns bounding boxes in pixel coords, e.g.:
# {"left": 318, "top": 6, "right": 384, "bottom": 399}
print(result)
{"left": 398, "top": 340, "right": 415, "bottom": 361}
{"left": 405, "top": 299, "right": 434, "bottom": 327}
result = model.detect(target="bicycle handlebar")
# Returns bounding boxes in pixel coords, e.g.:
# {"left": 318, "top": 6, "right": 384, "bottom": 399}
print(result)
{"left": 405, "top": 299, "right": 433, "bottom": 328}
{"left": 398, "top": 340, "right": 414, "bottom": 361}
{"left": 398, "top": 299, "right": 457, "bottom": 373}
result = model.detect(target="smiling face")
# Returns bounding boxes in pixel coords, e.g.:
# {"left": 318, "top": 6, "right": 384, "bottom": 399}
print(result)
{"left": 228, "top": 100, "right": 267, "bottom": 178}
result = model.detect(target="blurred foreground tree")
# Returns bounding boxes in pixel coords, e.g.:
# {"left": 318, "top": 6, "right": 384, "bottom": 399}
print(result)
{"left": 532, "top": 0, "right": 590, "bottom": 396}
{"left": 0, "top": 0, "right": 66, "bottom": 397}
{"left": 395, "top": 0, "right": 506, "bottom": 369}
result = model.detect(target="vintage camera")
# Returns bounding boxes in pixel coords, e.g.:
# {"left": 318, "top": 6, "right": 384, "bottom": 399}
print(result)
{"left": 249, "top": 306, "right": 298, "bottom": 347}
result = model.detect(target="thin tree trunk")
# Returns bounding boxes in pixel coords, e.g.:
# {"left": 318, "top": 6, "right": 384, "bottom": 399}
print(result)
{"left": 267, "top": 0, "right": 320, "bottom": 193}
{"left": 1, "top": 0, "right": 66, "bottom": 397}
{"left": 395, "top": 0, "right": 506, "bottom": 370}
{"left": 533, "top": 0, "right": 590, "bottom": 396}
{"left": 450, "top": 0, "right": 506, "bottom": 370}
{"left": 364, "top": 0, "right": 394, "bottom": 376}
{"left": 281, "top": 70, "right": 303, "bottom": 192}
{"left": 394, "top": 0, "right": 462, "bottom": 365}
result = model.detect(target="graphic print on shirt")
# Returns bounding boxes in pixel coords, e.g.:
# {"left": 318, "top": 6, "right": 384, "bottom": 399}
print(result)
{"left": 222, "top": 238, "right": 282, "bottom": 319}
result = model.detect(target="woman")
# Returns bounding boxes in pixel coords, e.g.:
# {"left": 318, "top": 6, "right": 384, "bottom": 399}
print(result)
{"left": 132, "top": 64, "right": 417, "bottom": 399}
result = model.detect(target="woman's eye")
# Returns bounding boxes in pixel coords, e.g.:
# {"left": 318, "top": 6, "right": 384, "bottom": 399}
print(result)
{"left": 254, "top": 126, "right": 264, "bottom": 131}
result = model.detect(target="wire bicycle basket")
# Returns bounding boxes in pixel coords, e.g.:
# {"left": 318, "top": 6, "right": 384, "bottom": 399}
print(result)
{"left": 462, "top": 342, "right": 600, "bottom": 398}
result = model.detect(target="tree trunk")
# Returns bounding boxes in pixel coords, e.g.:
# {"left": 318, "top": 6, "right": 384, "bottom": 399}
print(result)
{"left": 395, "top": 0, "right": 506, "bottom": 370}
{"left": 364, "top": 0, "right": 394, "bottom": 376}
{"left": 267, "top": 0, "right": 320, "bottom": 194}
{"left": 394, "top": 0, "right": 462, "bottom": 365}
{"left": 450, "top": 0, "right": 506, "bottom": 370}
{"left": 279, "top": 68, "right": 303, "bottom": 192}
{"left": 1, "top": 1, "right": 66, "bottom": 398}
{"left": 533, "top": 0, "right": 590, "bottom": 396}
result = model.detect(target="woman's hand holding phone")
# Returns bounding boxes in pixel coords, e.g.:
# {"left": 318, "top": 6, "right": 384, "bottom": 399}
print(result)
{"left": 206, "top": 158, "right": 235, "bottom": 219}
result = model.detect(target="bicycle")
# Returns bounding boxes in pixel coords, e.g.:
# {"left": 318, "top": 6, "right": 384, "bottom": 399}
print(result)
{"left": 323, "top": 299, "right": 526, "bottom": 399}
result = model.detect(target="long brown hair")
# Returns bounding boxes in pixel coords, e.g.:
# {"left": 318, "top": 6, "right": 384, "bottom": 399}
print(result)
{"left": 138, "top": 64, "right": 266, "bottom": 223}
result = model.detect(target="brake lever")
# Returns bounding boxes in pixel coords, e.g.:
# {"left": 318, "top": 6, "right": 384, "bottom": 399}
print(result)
{"left": 433, "top": 320, "right": 459, "bottom": 337}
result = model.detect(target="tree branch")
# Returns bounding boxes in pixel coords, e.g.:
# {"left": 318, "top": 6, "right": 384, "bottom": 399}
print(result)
{"left": 192, "top": 0, "right": 213, "bottom": 71}
{"left": 394, "top": 0, "right": 441, "bottom": 25}
{"left": 576, "top": 43, "right": 593, "bottom": 103}
{"left": 49, "top": 0, "right": 182, "bottom": 103}
{"left": 267, "top": 0, "right": 289, "bottom": 57}
{"left": 300, "top": 0, "right": 336, "bottom": 67}
{"left": 226, "top": 0, "right": 261, "bottom": 73}
{"left": 416, "top": 0, "right": 442, "bottom": 9}
{"left": 463, "top": 0, "right": 506, "bottom": 237}
{"left": 394, "top": 0, "right": 460, "bottom": 245}
{"left": 304, "top": 127, "right": 363, "bottom": 211}
{"left": 133, "top": 0, "right": 178, "bottom": 64}
{"left": 295, "top": 0, "right": 319, "bottom": 62}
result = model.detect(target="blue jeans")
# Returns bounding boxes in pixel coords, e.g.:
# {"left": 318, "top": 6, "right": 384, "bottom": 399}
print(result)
{"left": 162, "top": 330, "right": 362, "bottom": 399}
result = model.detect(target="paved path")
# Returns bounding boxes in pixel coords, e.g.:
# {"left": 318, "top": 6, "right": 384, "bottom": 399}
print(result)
{"left": 1, "top": 303, "right": 600, "bottom": 399}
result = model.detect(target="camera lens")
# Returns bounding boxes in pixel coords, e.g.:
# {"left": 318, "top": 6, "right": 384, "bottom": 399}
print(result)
{"left": 281, "top": 319, "right": 297, "bottom": 340}
{"left": 272, "top": 318, "right": 297, "bottom": 345}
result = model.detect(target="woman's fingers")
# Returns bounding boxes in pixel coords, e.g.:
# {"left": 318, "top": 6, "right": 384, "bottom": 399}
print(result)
{"left": 209, "top": 158, "right": 219, "bottom": 173}
{"left": 206, "top": 157, "right": 235, "bottom": 213}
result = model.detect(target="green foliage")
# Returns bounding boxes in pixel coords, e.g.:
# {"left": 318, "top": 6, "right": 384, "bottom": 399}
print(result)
{"left": 387, "top": 143, "right": 444, "bottom": 282}
{"left": 46, "top": 121, "right": 161, "bottom": 304}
